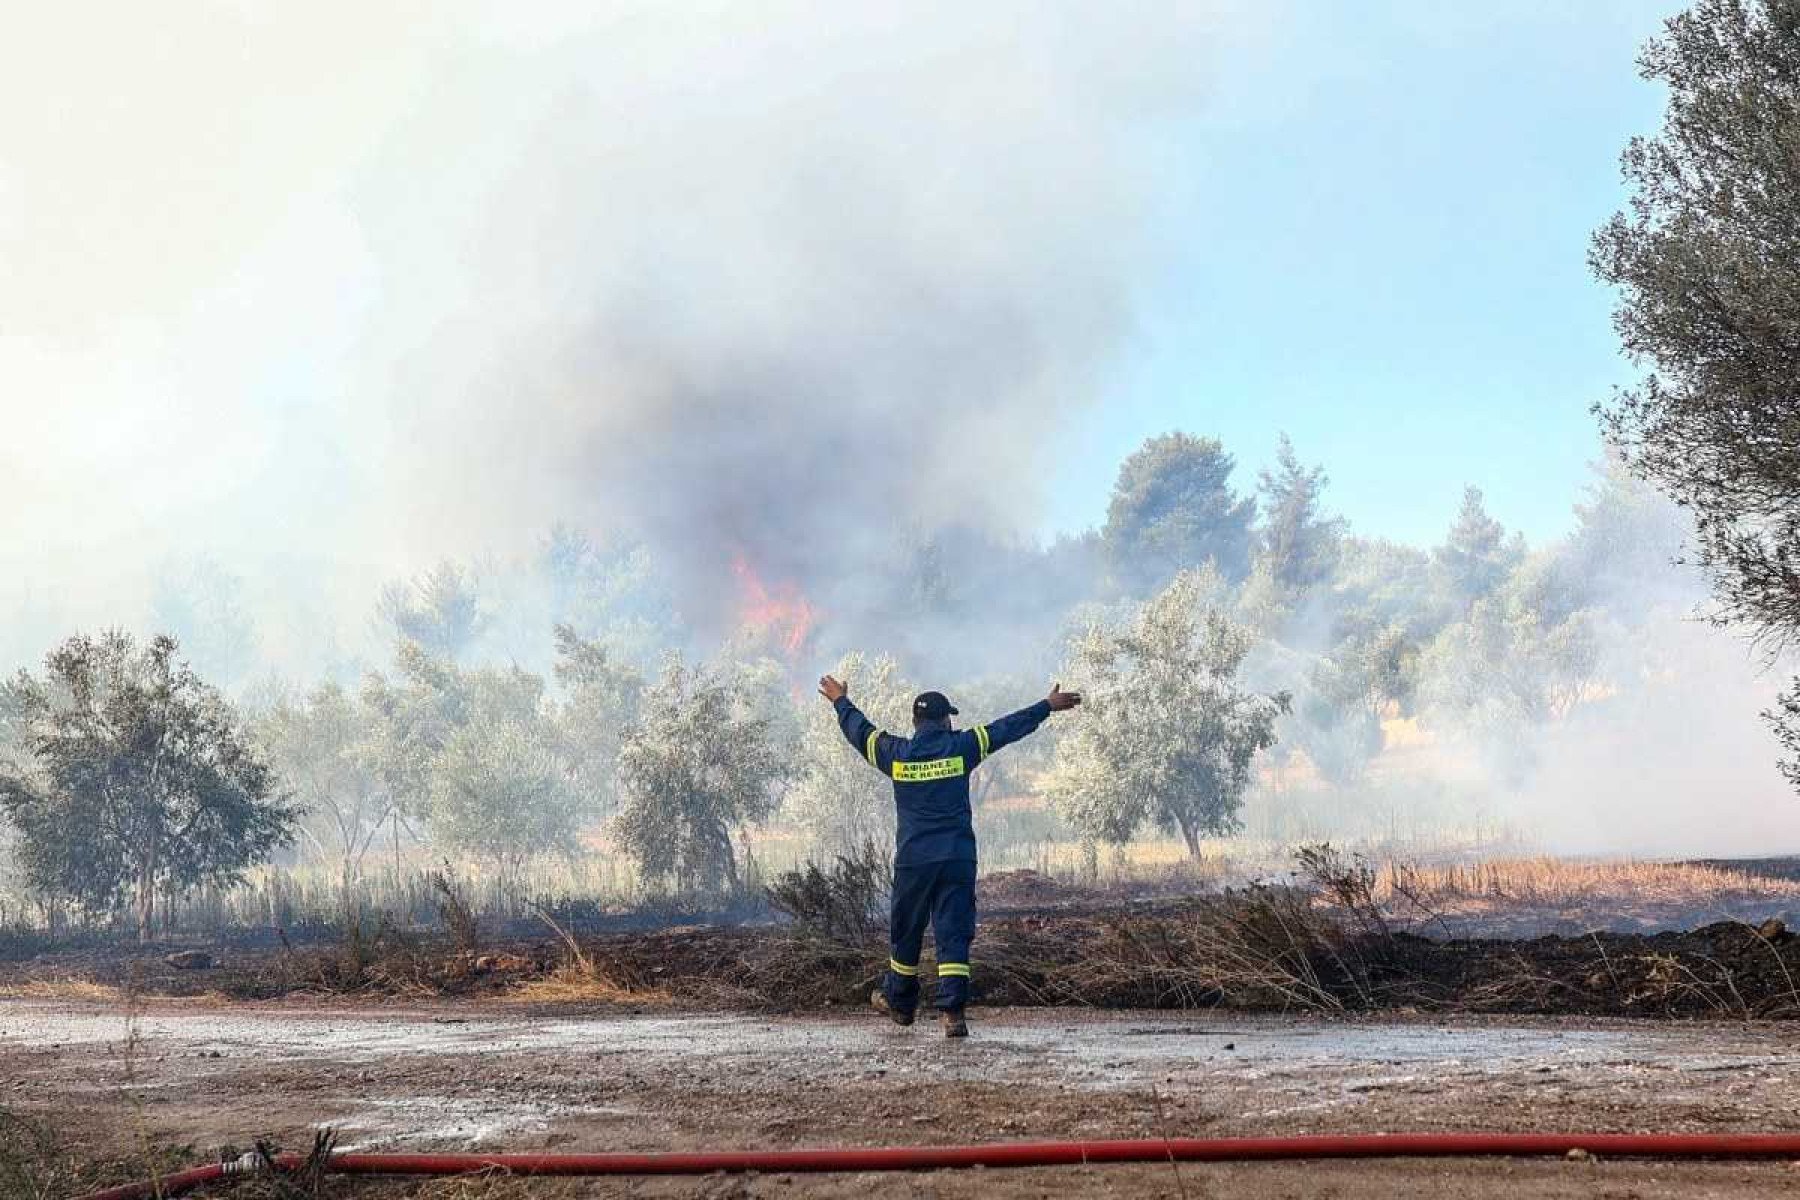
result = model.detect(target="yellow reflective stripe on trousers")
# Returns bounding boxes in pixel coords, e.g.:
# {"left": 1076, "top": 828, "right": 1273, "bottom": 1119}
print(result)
{"left": 865, "top": 729, "right": 881, "bottom": 768}
{"left": 891, "top": 756, "right": 965, "bottom": 782}
{"left": 974, "top": 725, "right": 991, "bottom": 759}
{"left": 889, "top": 958, "right": 919, "bottom": 976}
{"left": 937, "top": 962, "right": 971, "bottom": 977}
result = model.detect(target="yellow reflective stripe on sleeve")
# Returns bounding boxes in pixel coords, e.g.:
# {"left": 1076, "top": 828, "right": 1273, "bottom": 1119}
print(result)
{"left": 889, "top": 958, "right": 919, "bottom": 977}
{"left": 937, "top": 962, "right": 971, "bottom": 978}
{"left": 974, "top": 725, "right": 991, "bottom": 759}
{"left": 891, "top": 756, "right": 966, "bottom": 782}
{"left": 865, "top": 730, "right": 881, "bottom": 768}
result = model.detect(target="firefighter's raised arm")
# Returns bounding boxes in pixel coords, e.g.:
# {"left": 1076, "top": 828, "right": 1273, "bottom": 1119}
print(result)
{"left": 966, "top": 682, "right": 1082, "bottom": 766}
{"left": 820, "top": 674, "right": 891, "bottom": 773}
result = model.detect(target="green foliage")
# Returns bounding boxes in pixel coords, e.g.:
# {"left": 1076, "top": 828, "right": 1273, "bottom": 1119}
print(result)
{"left": 615, "top": 656, "right": 789, "bottom": 892}
{"left": 0, "top": 631, "right": 296, "bottom": 942}
{"left": 1046, "top": 570, "right": 1289, "bottom": 858}
{"left": 1103, "top": 432, "right": 1257, "bottom": 591}
{"left": 254, "top": 682, "right": 393, "bottom": 893}
{"left": 1772, "top": 679, "right": 1800, "bottom": 792}
{"left": 356, "top": 642, "right": 469, "bottom": 822}
{"left": 1256, "top": 433, "right": 1345, "bottom": 596}
{"left": 1558, "top": 455, "right": 1702, "bottom": 623}
{"left": 1590, "top": 0, "right": 1800, "bottom": 785}
{"left": 376, "top": 561, "right": 489, "bottom": 660}
{"left": 357, "top": 643, "right": 583, "bottom": 873}
{"left": 1329, "top": 537, "right": 1449, "bottom": 643}
{"left": 1417, "top": 588, "right": 1602, "bottom": 787}
{"left": 1435, "top": 486, "right": 1523, "bottom": 612}
{"left": 428, "top": 719, "right": 580, "bottom": 874}
{"left": 553, "top": 623, "right": 644, "bottom": 818}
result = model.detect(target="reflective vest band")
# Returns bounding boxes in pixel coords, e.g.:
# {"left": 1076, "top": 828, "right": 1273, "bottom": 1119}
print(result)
{"left": 974, "top": 725, "right": 991, "bottom": 759}
{"left": 890, "top": 958, "right": 919, "bottom": 977}
{"left": 937, "top": 962, "right": 971, "bottom": 978}
{"left": 891, "top": 756, "right": 966, "bottom": 783}
{"left": 865, "top": 730, "right": 881, "bottom": 768}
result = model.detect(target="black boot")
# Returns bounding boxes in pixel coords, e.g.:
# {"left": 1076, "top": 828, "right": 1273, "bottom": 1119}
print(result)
{"left": 940, "top": 1008, "right": 968, "bottom": 1038}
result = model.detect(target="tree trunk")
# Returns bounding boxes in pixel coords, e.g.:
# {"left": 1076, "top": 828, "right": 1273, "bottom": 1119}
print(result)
{"left": 136, "top": 851, "right": 157, "bottom": 946}
{"left": 720, "top": 824, "right": 741, "bottom": 894}
{"left": 1178, "top": 818, "right": 1204, "bottom": 863}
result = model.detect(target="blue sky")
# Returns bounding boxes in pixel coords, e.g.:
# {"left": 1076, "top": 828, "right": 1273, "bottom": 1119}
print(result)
{"left": 1043, "top": 1, "right": 1685, "bottom": 548}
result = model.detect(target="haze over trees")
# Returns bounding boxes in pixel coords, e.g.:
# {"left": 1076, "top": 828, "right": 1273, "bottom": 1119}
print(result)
{"left": 255, "top": 682, "right": 394, "bottom": 900}
{"left": 0, "top": 419, "right": 1762, "bottom": 936}
{"left": 1047, "top": 570, "right": 1289, "bottom": 861}
{"left": 376, "top": 562, "right": 490, "bottom": 663}
{"left": 1590, "top": 0, "right": 1800, "bottom": 789}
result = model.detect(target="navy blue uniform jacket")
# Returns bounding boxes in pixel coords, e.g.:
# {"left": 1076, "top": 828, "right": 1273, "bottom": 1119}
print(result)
{"left": 833, "top": 696, "right": 1052, "bottom": 866}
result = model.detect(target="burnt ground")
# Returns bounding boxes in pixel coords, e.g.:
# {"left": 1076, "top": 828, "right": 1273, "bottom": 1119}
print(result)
{"left": 8, "top": 903, "right": 1800, "bottom": 1020}
{"left": 8, "top": 999, "right": 1800, "bottom": 1198}
{"left": 11, "top": 870, "right": 1800, "bottom": 1195}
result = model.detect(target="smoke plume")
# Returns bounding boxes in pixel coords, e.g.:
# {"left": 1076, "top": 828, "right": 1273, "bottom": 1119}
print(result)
{"left": 0, "top": 1, "right": 1259, "bottom": 661}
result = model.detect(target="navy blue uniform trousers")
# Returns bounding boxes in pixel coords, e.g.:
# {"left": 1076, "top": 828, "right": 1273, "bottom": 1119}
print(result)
{"left": 884, "top": 859, "right": 976, "bottom": 1013}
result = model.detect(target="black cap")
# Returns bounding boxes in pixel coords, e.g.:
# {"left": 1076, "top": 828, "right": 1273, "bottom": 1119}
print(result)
{"left": 913, "top": 691, "right": 958, "bottom": 721}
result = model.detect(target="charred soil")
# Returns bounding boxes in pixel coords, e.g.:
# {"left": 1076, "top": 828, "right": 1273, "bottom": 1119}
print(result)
{"left": 7, "top": 891, "right": 1800, "bottom": 1021}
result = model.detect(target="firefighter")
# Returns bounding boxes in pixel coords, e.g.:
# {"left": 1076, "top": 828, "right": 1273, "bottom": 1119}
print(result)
{"left": 818, "top": 674, "right": 1081, "bottom": 1037}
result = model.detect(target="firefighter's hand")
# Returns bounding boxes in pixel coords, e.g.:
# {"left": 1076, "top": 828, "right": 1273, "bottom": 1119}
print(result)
{"left": 1046, "top": 682, "right": 1082, "bottom": 712}
{"left": 818, "top": 675, "right": 848, "bottom": 703}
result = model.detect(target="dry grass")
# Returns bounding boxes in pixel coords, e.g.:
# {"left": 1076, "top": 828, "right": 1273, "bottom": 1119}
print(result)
{"left": 1378, "top": 857, "right": 1800, "bottom": 913}
{"left": 502, "top": 965, "right": 673, "bottom": 1006}
{"left": 972, "top": 883, "right": 1389, "bottom": 1013}
{"left": 0, "top": 978, "right": 128, "bottom": 1003}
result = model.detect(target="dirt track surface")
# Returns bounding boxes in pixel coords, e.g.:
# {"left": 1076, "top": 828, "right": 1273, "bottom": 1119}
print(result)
{"left": 8, "top": 999, "right": 1800, "bottom": 1198}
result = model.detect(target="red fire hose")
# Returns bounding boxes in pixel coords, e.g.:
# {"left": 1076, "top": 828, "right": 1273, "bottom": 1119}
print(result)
{"left": 74, "top": 1132, "right": 1800, "bottom": 1200}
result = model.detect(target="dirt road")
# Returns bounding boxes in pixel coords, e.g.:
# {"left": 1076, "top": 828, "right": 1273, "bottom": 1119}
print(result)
{"left": 7, "top": 998, "right": 1800, "bottom": 1197}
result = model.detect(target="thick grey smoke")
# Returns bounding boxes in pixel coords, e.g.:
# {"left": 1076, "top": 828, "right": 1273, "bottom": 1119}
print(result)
{"left": 0, "top": 1, "right": 1260, "bottom": 663}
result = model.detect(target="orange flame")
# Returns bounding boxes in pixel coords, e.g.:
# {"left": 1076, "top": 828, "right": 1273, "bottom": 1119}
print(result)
{"left": 731, "top": 552, "right": 817, "bottom": 657}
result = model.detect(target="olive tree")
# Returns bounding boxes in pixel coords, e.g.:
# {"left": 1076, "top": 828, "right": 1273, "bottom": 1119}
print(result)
{"left": 255, "top": 682, "right": 395, "bottom": 899}
{"left": 614, "top": 656, "right": 788, "bottom": 892}
{"left": 0, "top": 632, "right": 296, "bottom": 942}
{"left": 553, "top": 623, "right": 644, "bottom": 819}
{"left": 428, "top": 719, "right": 582, "bottom": 878}
{"left": 424, "top": 661, "right": 581, "bottom": 874}
{"left": 1590, "top": 0, "right": 1800, "bottom": 783}
{"left": 1045, "top": 571, "right": 1289, "bottom": 860}
{"left": 359, "top": 643, "right": 583, "bottom": 876}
